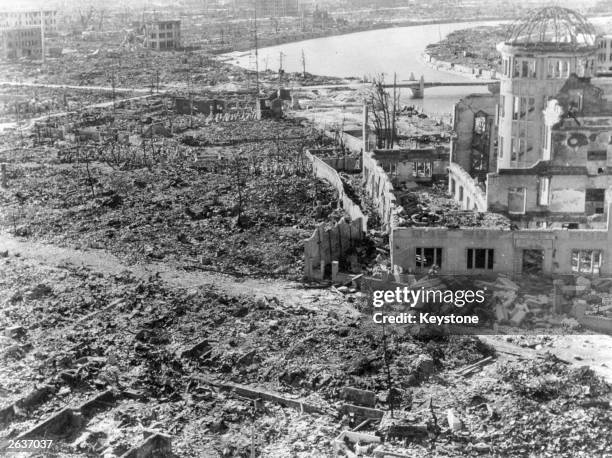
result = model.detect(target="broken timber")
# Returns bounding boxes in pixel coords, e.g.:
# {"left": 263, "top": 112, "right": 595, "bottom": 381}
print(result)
{"left": 195, "top": 376, "right": 324, "bottom": 414}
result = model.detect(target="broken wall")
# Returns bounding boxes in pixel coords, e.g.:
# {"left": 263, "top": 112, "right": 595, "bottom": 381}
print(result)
{"left": 362, "top": 150, "right": 402, "bottom": 231}
{"left": 449, "top": 162, "right": 487, "bottom": 211}
{"left": 451, "top": 93, "right": 497, "bottom": 173}
{"left": 372, "top": 148, "right": 449, "bottom": 185}
{"left": 306, "top": 150, "right": 367, "bottom": 231}
{"left": 303, "top": 217, "right": 364, "bottom": 277}
{"left": 391, "top": 204, "right": 612, "bottom": 276}
{"left": 487, "top": 170, "right": 612, "bottom": 217}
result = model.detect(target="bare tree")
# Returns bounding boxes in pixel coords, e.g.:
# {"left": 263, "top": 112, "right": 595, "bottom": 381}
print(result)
{"left": 367, "top": 74, "right": 400, "bottom": 149}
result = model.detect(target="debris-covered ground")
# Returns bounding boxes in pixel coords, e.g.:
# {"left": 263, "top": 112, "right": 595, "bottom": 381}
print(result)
{"left": 0, "top": 243, "right": 610, "bottom": 457}
{"left": 0, "top": 109, "right": 347, "bottom": 280}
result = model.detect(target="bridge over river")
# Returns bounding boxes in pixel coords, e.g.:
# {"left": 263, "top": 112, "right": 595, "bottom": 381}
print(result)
{"left": 292, "top": 76, "right": 500, "bottom": 98}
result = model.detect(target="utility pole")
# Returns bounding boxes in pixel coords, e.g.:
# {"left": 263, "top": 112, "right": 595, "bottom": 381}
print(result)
{"left": 40, "top": 10, "right": 45, "bottom": 64}
{"left": 278, "top": 51, "right": 284, "bottom": 87}
{"left": 391, "top": 72, "right": 397, "bottom": 148}
{"left": 254, "top": 2, "right": 259, "bottom": 97}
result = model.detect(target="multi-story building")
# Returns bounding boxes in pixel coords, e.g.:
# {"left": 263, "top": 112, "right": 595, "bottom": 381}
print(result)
{"left": 450, "top": 7, "right": 612, "bottom": 229}
{"left": 146, "top": 20, "right": 181, "bottom": 50}
{"left": 231, "top": 0, "right": 302, "bottom": 18}
{"left": 596, "top": 34, "right": 612, "bottom": 76}
{"left": 0, "top": 10, "right": 57, "bottom": 34}
{"left": 0, "top": 27, "right": 42, "bottom": 60}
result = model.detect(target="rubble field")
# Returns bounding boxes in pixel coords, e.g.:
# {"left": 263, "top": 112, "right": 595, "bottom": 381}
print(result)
{"left": 0, "top": 247, "right": 610, "bottom": 457}
{"left": 1, "top": 111, "right": 347, "bottom": 280}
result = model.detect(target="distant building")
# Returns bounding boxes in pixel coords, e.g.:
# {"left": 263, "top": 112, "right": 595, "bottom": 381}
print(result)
{"left": 0, "top": 10, "right": 57, "bottom": 34}
{"left": 596, "top": 34, "right": 612, "bottom": 75}
{"left": 146, "top": 20, "right": 181, "bottom": 50}
{"left": 0, "top": 26, "right": 42, "bottom": 60}
{"left": 231, "top": 0, "right": 302, "bottom": 18}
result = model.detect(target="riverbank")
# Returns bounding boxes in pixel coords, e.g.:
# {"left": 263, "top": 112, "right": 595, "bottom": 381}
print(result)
{"left": 220, "top": 16, "right": 507, "bottom": 55}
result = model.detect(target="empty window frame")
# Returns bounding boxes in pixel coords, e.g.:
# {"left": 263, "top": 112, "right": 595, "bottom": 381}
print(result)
{"left": 467, "top": 248, "right": 495, "bottom": 269}
{"left": 571, "top": 250, "right": 602, "bottom": 274}
{"left": 508, "top": 187, "right": 526, "bottom": 214}
{"left": 538, "top": 177, "right": 550, "bottom": 206}
{"left": 413, "top": 161, "right": 432, "bottom": 178}
{"left": 498, "top": 136, "right": 504, "bottom": 158}
{"left": 585, "top": 188, "right": 605, "bottom": 214}
{"left": 416, "top": 248, "right": 442, "bottom": 269}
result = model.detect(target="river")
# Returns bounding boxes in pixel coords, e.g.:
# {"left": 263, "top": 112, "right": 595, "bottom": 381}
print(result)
{"left": 224, "top": 20, "right": 507, "bottom": 115}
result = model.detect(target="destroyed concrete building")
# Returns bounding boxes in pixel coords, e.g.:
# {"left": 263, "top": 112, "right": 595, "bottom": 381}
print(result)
{"left": 0, "top": 27, "right": 42, "bottom": 60}
{"left": 359, "top": 7, "right": 612, "bottom": 277}
{"left": 231, "top": 0, "right": 302, "bottom": 18}
{"left": 145, "top": 20, "right": 181, "bottom": 50}
{"left": 450, "top": 7, "right": 612, "bottom": 229}
{"left": 0, "top": 9, "right": 57, "bottom": 34}
{"left": 596, "top": 34, "right": 612, "bottom": 76}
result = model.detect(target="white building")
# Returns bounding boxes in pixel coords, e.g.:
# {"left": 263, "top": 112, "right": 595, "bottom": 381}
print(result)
{"left": 0, "top": 10, "right": 57, "bottom": 34}
{"left": 596, "top": 34, "right": 612, "bottom": 75}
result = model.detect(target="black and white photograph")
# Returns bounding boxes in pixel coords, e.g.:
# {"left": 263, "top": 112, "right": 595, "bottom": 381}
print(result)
{"left": 0, "top": 0, "right": 611, "bottom": 456}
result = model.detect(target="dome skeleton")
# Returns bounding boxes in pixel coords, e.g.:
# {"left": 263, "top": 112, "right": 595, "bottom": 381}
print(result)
{"left": 506, "top": 7, "right": 597, "bottom": 48}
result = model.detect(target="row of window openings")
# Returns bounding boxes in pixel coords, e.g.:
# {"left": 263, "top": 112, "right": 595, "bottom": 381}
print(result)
{"left": 498, "top": 96, "right": 536, "bottom": 120}
{"left": 416, "top": 248, "right": 493, "bottom": 270}
{"left": 416, "top": 247, "right": 603, "bottom": 274}
{"left": 497, "top": 136, "right": 533, "bottom": 161}
{"left": 502, "top": 58, "right": 575, "bottom": 79}
{"left": 597, "top": 53, "right": 612, "bottom": 62}
{"left": 509, "top": 183, "right": 606, "bottom": 212}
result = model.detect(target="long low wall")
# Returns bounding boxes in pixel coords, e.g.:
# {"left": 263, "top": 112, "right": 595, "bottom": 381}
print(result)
{"left": 303, "top": 150, "right": 368, "bottom": 278}
{"left": 448, "top": 162, "right": 487, "bottom": 211}
{"left": 363, "top": 151, "right": 402, "bottom": 232}
{"left": 391, "top": 207, "right": 612, "bottom": 276}
{"left": 306, "top": 150, "right": 368, "bottom": 231}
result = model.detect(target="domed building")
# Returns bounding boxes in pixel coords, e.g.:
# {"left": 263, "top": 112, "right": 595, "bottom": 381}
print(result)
{"left": 496, "top": 7, "right": 598, "bottom": 171}
{"left": 450, "top": 6, "right": 612, "bottom": 228}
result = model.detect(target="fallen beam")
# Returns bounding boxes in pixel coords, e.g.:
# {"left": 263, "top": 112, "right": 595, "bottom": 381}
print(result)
{"left": 195, "top": 376, "right": 324, "bottom": 414}
{"left": 342, "top": 403, "right": 385, "bottom": 419}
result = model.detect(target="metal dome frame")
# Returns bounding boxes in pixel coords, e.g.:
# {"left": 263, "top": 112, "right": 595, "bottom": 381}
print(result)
{"left": 506, "top": 7, "right": 596, "bottom": 48}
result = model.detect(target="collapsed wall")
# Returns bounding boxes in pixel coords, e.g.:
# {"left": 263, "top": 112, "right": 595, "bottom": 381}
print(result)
{"left": 362, "top": 150, "right": 402, "bottom": 231}
{"left": 303, "top": 150, "right": 368, "bottom": 278}
{"left": 448, "top": 162, "right": 487, "bottom": 211}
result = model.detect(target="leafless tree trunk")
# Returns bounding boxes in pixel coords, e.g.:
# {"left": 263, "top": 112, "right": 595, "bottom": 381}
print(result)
{"left": 367, "top": 74, "right": 400, "bottom": 149}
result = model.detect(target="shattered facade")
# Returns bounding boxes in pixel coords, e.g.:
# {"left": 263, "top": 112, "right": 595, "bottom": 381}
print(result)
{"left": 450, "top": 7, "right": 612, "bottom": 229}
{"left": 596, "top": 34, "right": 612, "bottom": 76}
{"left": 145, "top": 20, "right": 181, "bottom": 50}
{"left": 0, "top": 10, "right": 57, "bottom": 34}
{"left": 0, "top": 27, "right": 42, "bottom": 60}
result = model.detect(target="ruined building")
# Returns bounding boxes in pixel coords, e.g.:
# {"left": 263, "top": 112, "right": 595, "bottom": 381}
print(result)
{"left": 0, "top": 10, "right": 57, "bottom": 34}
{"left": 450, "top": 7, "right": 612, "bottom": 229}
{"left": 145, "top": 20, "right": 181, "bottom": 50}
{"left": 0, "top": 9, "right": 53, "bottom": 61}
{"left": 596, "top": 34, "right": 612, "bottom": 75}
{"left": 367, "top": 7, "right": 612, "bottom": 277}
{"left": 0, "top": 27, "right": 42, "bottom": 60}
